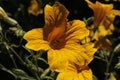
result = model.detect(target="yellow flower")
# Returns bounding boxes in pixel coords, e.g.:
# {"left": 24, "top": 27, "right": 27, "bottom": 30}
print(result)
{"left": 24, "top": 2, "right": 90, "bottom": 71}
{"left": 24, "top": 2, "right": 97, "bottom": 79}
{"left": 28, "top": 0, "right": 43, "bottom": 16}
{"left": 85, "top": 0, "right": 120, "bottom": 50}
{"left": 85, "top": 0, "right": 120, "bottom": 27}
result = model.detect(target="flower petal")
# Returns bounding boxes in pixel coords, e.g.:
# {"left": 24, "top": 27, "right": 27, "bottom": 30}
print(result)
{"left": 98, "top": 24, "right": 114, "bottom": 37}
{"left": 66, "top": 20, "right": 89, "bottom": 41}
{"left": 57, "top": 72, "right": 79, "bottom": 80}
{"left": 109, "top": 10, "right": 120, "bottom": 16}
{"left": 82, "top": 43, "right": 97, "bottom": 64}
{"left": 78, "top": 68, "right": 92, "bottom": 80}
{"left": 44, "top": 2, "right": 69, "bottom": 26}
{"left": 65, "top": 43, "right": 97, "bottom": 66}
{"left": 48, "top": 43, "right": 96, "bottom": 72}
{"left": 25, "top": 40, "right": 50, "bottom": 51}
{"left": 23, "top": 28, "right": 43, "bottom": 41}
{"left": 48, "top": 49, "right": 69, "bottom": 72}
{"left": 44, "top": 2, "right": 69, "bottom": 38}
{"left": 56, "top": 67, "right": 92, "bottom": 80}
{"left": 48, "top": 45, "right": 84, "bottom": 72}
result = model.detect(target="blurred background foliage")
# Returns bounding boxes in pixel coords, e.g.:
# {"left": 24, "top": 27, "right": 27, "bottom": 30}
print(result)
{"left": 0, "top": 0, "right": 120, "bottom": 80}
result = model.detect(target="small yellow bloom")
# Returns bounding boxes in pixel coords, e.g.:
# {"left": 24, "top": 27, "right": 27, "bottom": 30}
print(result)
{"left": 24, "top": 2, "right": 90, "bottom": 71}
{"left": 85, "top": 0, "right": 120, "bottom": 27}
{"left": 85, "top": 0, "right": 120, "bottom": 50}
{"left": 0, "top": 7, "right": 7, "bottom": 19}
{"left": 28, "top": 0, "right": 43, "bottom": 16}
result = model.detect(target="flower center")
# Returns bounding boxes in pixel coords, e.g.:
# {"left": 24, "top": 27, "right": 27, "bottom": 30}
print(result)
{"left": 47, "top": 27, "right": 66, "bottom": 50}
{"left": 50, "top": 38, "right": 66, "bottom": 49}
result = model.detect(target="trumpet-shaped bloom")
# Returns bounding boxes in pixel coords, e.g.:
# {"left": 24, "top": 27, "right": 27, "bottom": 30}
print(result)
{"left": 24, "top": 2, "right": 91, "bottom": 71}
{"left": 85, "top": 0, "right": 120, "bottom": 50}
{"left": 85, "top": 0, "right": 120, "bottom": 27}
{"left": 28, "top": 0, "right": 43, "bottom": 16}
{"left": 85, "top": 0, "right": 120, "bottom": 37}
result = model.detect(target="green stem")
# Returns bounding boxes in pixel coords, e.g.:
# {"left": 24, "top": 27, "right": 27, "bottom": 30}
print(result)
{"left": 4, "top": 42, "right": 25, "bottom": 66}
{"left": 9, "top": 46, "right": 26, "bottom": 65}
{"left": 8, "top": 50, "right": 18, "bottom": 68}
{"left": 105, "top": 51, "right": 115, "bottom": 80}
{"left": 34, "top": 72, "right": 41, "bottom": 80}
{"left": 104, "top": 56, "right": 110, "bottom": 80}
{"left": 3, "top": 42, "right": 17, "bottom": 68}
{"left": 34, "top": 56, "right": 41, "bottom": 80}
{"left": 0, "top": 64, "right": 17, "bottom": 79}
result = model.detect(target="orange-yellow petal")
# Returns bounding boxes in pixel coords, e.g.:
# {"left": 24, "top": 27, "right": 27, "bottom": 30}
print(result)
{"left": 48, "top": 43, "right": 83, "bottom": 72}
{"left": 78, "top": 68, "right": 92, "bottom": 80}
{"left": 57, "top": 71, "right": 80, "bottom": 80}
{"left": 48, "top": 48, "right": 82, "bottom": 72}
{"left": 44, "top": 2, "right": 69, "bottom": 27}
{"left": 93, "top": 31, "right": 99, "bottom": 41}
{"left": 82, "top": 43, "right": 97, "bottom": 64}
{"left": 98, "top": 24, "right": 115, "bottom": 37}
{"left": 23, "top": 28, "right": 43, "bottom": 41}
{"left": 25, "top": 40, "right": 50, "bottom": 51}
{"left": 65, "top": 43, "right": 96, "bottom": 66}
{"left": 109, "top": 10, "right": 120, "bottom": 16}
{"left": 48, "top": 43, "right": 96, "bottom": 72}
{"left": 44, "top": 2, "right": 69, "bottom": 38}
{"left": 66, "top": 20, "right": 89, "bottom": 42}
{"left": 23, "top": 28, "right": 50, "bottom": 51}
{"left": 65, "top": 43, "right": 87, "bottom": 66}
{"left": 56, "top": 67, "right": 92, "bottom": 80}
{"left": 48, "top": 49, "right": 69, "bottom": 72}
{"left": 44, "top": 4, "right": 54, "bottom": 27}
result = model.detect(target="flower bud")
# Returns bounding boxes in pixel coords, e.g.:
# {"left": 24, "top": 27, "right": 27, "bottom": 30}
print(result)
{"left": 0, "top": 7, "right": 7, "bottom": 19}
